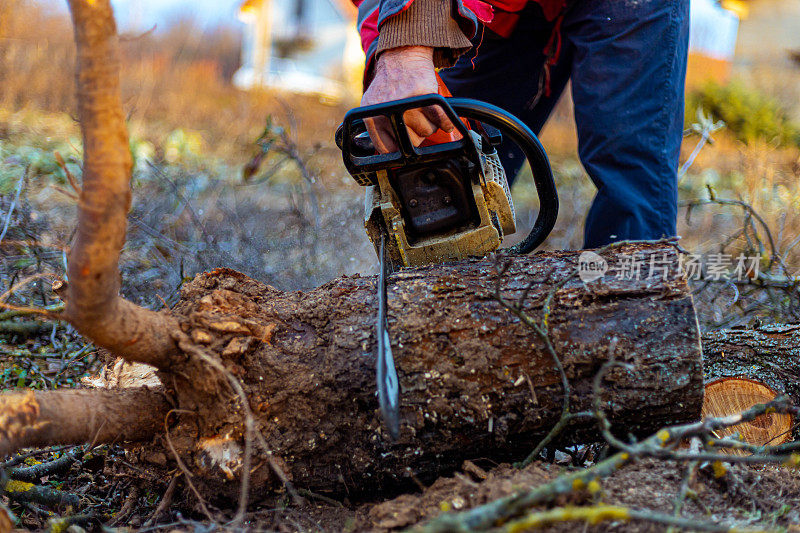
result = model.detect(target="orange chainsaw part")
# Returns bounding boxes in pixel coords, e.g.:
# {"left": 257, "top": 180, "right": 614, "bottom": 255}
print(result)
{"left": 419, "top": 73, "right": 468, "bottom": 146}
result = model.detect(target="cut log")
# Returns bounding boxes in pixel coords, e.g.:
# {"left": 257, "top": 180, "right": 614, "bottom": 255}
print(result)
{"left": 162, "top": 241, "right": 703, "bottom": 498}
{"left": 702, "top": 324, "right": 800, "bottom": 444}
{"left": 702, "top": 378, "right": 793, "bottom": 450}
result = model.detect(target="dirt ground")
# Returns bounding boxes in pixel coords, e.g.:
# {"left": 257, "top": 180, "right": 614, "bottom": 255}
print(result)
{"left": 6, "top": 443, "right": 799, "bottom": 531}
{"left": 354, "top": 459, "right": 800, "bottom": 532}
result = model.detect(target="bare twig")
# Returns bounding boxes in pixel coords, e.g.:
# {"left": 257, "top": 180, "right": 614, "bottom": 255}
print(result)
{"left": 666, "top": 456, "right": 700, "bottom": 533}
{"left": 0, "top": 303, "right": 65, "bottom": 320}
{"left": 54, "top": 151, "right": 82, "bottom": 196}
{"left": 680, "top": 198, "right": 787, "bottom": 274}
{"left": 0, "top": 170, "right": 26, "bottom": 248}
{"left": 7, "top": 447, "right": 83, "bottom": 482}
{"left": 142, "top": 473, "right": 180, "bottom": 527}
{"left": 2, "top": 445, "right": 74, "bottom": 469}
{"left": 501, "top": 503, "right": 772, "bottom": 532}
{"left": 0, "top": 273, "right": 58, "bottom": 318}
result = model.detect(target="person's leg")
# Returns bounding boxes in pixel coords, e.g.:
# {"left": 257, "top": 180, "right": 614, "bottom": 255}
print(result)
{"left": 439, "top": 4, "right": 573, "bottom": 182}
{"left": 565, "top": 0, "right": 690, "bottom": 248}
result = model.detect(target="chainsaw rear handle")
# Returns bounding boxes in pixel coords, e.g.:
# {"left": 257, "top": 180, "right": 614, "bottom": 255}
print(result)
{"left": 335, "top": 94, "right": 559, "bottom": 255}
{"left": 335, "top": 94, "right": 476, "bottom": 176}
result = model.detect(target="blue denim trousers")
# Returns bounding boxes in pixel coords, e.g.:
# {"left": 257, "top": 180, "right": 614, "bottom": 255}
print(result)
{"left": 439, "top": 0, "right": 690, "bottom": 248}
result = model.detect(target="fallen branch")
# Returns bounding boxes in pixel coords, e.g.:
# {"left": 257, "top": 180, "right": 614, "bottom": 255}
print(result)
{"left": 0, "top": 319, "right": 55, "bottom": 337}
{"left": 3, "top": 479, "right": 79, "bottom": 508}
{"left": 412, "top": 397, "right": 799, "bottom": 532}
{"left": 2, "top": 445, "right": 74, "bottom": 469}
{"left": 7, "top": 447, "right": 83, "bottom": 482}
{"left": 500, "top": 503, "right": 773, "bottom": 533}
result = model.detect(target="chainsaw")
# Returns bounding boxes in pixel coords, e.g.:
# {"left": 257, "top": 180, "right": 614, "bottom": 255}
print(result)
{"left": 335, "top": 91, "right": 558, "bottom": 439}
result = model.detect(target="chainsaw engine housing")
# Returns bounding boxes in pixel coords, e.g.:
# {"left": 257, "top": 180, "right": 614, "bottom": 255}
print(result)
{"left": 336, "top": 94, "right": 558, "bottom": 268}
{"left": 364, "top": 131, "right": 515, "bottom": 268}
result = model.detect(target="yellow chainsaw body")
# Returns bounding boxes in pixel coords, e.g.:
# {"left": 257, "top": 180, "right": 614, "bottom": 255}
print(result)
{"left": 364, "top": 131, "right": 516, "bottom": 268}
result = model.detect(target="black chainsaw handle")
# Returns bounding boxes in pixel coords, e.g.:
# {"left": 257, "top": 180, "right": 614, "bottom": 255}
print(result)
{"left": 447, "top": 98, "right": 559, "bottom": 255}
{"left": 335, "top": 94, "right": 477, "bottom": 173}
{"left": 335, "top": 94, "right": 559, "bottom": 254}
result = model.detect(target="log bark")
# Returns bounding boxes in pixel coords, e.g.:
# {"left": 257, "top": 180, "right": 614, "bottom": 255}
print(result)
{"left": 162, "top": 242, "right": 703, "bottom": 498}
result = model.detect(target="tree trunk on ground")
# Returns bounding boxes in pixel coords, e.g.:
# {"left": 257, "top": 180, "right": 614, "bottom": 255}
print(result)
{"left": 2, "top": 243, "right": 704, "bottom": 501}
{"left": 160, "top": 242, "right": 704, "bottom": 499}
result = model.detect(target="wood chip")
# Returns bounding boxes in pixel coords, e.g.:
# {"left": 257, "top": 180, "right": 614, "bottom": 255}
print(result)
{"left": 206, "top": 320, "right": 251, "bottom": 334}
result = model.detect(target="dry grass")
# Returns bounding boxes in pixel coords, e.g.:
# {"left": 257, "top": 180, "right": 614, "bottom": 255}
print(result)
{"left": 0, "top": 0, "right": 351, "bottom": 164}
{"left": 2, "top": 0, "right": 800, "bottom": 329}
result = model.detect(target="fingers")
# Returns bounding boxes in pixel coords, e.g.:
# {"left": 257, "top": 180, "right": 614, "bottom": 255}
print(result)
{"left": 421, "top": 104, "right": 455, "bottom": 134}
{"left": 403, "top": 107, "right": 440, "bottom": 147}
{"left": 365, "top": 116, "right": 398, "bottom": 154}
{"left": 363, "top": 105, "right": 456, "bottom": 154}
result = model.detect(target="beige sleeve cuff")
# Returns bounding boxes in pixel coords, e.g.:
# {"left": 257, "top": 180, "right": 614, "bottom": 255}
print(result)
{"left": 376, "top": 0, "right": 473, "bottom": 68}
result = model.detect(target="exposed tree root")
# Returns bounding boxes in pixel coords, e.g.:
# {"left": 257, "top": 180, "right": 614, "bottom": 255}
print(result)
{"left": 0, "top": 389, "right": 169, "bottom": 458}
{"left": 61, "top": 0, "right": 181, "bottom": 370}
